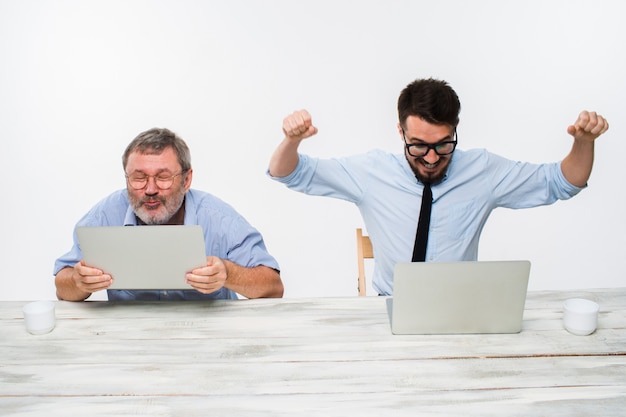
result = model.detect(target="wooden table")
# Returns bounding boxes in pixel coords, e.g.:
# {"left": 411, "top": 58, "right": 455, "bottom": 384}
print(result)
{"left": 1, "top": 288, "right": 625, "bottom": 416}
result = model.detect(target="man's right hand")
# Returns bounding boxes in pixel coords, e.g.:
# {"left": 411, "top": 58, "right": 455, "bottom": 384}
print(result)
{"left": 282, "top": 109, "right": 318, "bottom": 141}
{"left": 71, "top": 261, "right": 113, "bottom": 294}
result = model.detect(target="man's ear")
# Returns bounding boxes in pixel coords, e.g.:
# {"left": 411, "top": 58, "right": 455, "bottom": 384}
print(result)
{"left": 184, "top": 168, "right": 193, "bottom": 191}
{"left": 397, "top": 123, "right": 404, "bottom": 141}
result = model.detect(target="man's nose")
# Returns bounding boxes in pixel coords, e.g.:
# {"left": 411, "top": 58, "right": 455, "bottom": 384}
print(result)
{"left": 144, "top": 177, "right": 159, "bottom": 194}
{"left": 423, "top": 148, "right": 440, "bottom": 164}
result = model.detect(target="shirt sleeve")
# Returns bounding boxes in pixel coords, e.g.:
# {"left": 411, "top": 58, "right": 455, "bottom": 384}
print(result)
{"left": 214, "top": 215, "right": 280, "bottom": 271}
{"left": 268, "top": 153, "right": 370, "bottom": 204}
{"left": 486, "top": 152, "right": 585, "bottom": 209}
{"left": 192, "top": 192, "right": 280, "bottom": 272}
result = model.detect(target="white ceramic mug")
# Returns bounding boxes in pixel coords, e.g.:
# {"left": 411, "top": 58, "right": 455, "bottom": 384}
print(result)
{"left": 23, "top": 301, "right": 56, "bottom": 335}
{"left": 563, "top": 298, "right": 599, "bottom": 336}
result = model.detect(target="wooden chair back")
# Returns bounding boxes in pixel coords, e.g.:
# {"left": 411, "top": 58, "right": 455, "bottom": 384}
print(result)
{"left": 356, "top": 228, "right": 374, "bottom": 296}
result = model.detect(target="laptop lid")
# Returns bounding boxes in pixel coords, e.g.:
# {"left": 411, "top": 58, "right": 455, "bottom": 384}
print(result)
{"left": 388, "top": 260, "right": 531, "bottom": 335}
{"left": 76, "top": 225, "right": 207, "bottom": 290}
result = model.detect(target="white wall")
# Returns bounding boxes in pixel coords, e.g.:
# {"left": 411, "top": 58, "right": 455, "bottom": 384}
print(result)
{"left": 1, "top": 0, "right": 624, "bottom": 301}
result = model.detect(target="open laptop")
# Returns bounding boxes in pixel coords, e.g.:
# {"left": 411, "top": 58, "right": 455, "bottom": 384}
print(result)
{"left": 76, "top": 225, "right": 207, "bottom": 290}
{"left": 387, "top": 260, "right": 531, "bottom": 335}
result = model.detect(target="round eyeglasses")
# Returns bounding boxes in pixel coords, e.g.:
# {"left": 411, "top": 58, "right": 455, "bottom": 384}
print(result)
{"left": 402, "top": 128, "right": 458, "bottom": 157}
{"left": 125, "top": 170, "right": 187, "bottom": 190}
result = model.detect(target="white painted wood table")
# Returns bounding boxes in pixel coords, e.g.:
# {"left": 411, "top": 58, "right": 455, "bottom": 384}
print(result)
{"left": 1, "top": 288, "right": 625, "bottom": 416}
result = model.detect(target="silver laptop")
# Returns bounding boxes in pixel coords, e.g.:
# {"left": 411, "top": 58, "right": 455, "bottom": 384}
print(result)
{"left": 387, "top": 260, "right": 531, "bottom": 334}
{"left": 76, "top": 226, "right": 207, "bottom": 290}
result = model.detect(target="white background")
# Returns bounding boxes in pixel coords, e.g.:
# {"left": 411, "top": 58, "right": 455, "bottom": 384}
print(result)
{"left": 1, "top": 0, "right": 624, "bottom": 301}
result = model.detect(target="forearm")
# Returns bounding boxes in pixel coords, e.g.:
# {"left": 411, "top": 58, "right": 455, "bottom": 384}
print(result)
{"left": 560, "top": 138, "right": 595, "bottom": 187}
{"left": 268, "top": 138, "right": 302, "bottom": 178}
{"left": 55, "top": 267, "right": 91, "bottom": 301}
{"left": 223, "top": 261, "right": 284, "bottom": 298}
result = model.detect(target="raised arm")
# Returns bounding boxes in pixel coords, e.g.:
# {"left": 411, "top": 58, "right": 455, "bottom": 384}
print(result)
{"left": 268, "top": 109, "right": 318, "bottom": 178}
{"left": 561, "top": 110, "right": 609, "bottom": 187}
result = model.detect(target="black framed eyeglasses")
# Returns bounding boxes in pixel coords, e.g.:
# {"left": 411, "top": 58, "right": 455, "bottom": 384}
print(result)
{"left": 125, "top": 170, "right": 188, "bottom": 190}
{"left": 402, "top": 128, "right": 458, "bottom": 157}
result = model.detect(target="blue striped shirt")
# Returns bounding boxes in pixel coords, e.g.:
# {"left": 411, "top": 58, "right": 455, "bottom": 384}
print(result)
{"left": 54, "top": 189, "right": 279, "bottom": 301}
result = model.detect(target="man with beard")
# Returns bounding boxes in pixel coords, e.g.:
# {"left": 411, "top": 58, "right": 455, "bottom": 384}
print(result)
{"left": 267, "top": 78, "right": 609, "bottom": 296}
{"left": 55, "top": 128, "right": 283, "bottom": 301}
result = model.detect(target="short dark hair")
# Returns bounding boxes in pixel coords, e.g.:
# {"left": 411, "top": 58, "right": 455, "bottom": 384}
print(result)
{"left": 122, "top": 128, "right": 192, "bottom": 171}
{"left": 397, "top": 78, "right": 461, "bottom": 129}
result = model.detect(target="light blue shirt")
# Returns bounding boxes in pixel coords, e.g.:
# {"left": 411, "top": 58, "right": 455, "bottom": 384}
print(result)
{"left": 269, "top": 148, "right": 583, "bottom": 295}
{"left": 54, "top": 189, "right": 280, "bottom": 301}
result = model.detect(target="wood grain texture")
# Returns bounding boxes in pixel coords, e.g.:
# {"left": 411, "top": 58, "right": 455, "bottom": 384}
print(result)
{"left": 1, "top": 288, "right": 625, "bottom": 416}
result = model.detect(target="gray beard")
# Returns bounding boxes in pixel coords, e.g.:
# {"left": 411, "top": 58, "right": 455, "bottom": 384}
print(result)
{"left": 129, "top": 187, "right": 185, "bottom": 225}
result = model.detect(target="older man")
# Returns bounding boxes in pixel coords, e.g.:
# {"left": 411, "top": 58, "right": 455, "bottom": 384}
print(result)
{"left": 55, "top": 127, "right": 283, "bottom": 301}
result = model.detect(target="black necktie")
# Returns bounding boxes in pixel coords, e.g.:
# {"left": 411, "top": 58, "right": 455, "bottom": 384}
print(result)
{"left": 412, "top": 182, "right": 432, "bottom": 262}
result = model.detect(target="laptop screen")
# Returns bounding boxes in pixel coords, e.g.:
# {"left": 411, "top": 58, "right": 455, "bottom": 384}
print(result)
{"left": 76, "top": 225, "right": 207, "bottom": 290}
{"left": 389, "top": 260, "right": 531, "bottom": 334}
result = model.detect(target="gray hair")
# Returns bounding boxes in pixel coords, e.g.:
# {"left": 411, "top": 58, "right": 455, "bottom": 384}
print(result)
{"left": 122, "top": 128, "right": 192, "bottom": 171}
